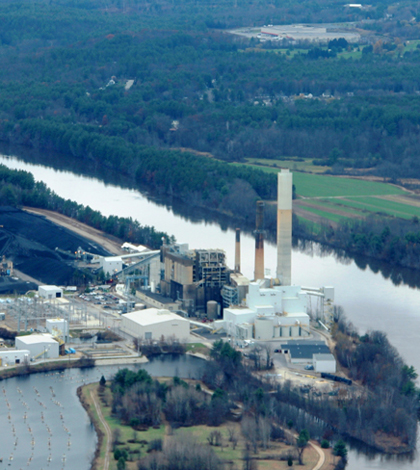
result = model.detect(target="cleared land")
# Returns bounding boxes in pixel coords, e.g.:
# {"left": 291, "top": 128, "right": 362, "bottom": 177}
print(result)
{"left": 234, "top": 158, "right": 419, "bottom": 225}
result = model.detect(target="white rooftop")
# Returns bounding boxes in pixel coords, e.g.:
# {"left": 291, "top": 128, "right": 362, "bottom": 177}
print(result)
{"left": 39, "top": 285, "right": 60, "bottom": 291}
{"left": 313, "top": 353, "right": 335, "bottom": 361}
{"left": 16, "top": 334, "right": 58, "bottom": 345}
{"left": 123, "top": 308, "right": 188, "bottom": 326}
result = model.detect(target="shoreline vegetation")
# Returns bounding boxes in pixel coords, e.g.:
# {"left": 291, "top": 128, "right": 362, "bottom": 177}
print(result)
{"left": 77, "top": 330, "right": 419, "bottom": 470}
{"left": 3, "top": 159, "right": 420, "bottom": 280}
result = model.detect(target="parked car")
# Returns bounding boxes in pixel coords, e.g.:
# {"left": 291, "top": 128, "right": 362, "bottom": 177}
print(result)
{"left": 304, "top": 365, "right": 314, "bottom": 370}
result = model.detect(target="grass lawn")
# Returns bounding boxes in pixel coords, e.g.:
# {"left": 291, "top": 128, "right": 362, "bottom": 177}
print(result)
{"left": 293, "top": 172, "right": 405, "bottom": 198}
{"left": 295, "top": 205, "right": 349, "bottom": 223}
{"left": 348, "top": 196, "right": 420, "bottom": 219}
{"left": 300, "top": 199, "right": 367, "bottom": 218}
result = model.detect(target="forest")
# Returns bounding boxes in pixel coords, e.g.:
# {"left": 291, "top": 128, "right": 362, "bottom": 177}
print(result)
{"left": 101, "top": 330, "right": 418, "bottom": 470}
{"left": 1, "top": 0, "right": 420, "bottom": 268}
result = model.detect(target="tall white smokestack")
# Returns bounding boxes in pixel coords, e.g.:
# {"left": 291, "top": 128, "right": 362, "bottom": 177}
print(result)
{"left": 276, "top": 169, "right": 292, "bottom": 285}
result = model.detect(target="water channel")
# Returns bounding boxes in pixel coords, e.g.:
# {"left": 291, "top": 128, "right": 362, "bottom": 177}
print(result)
{"left": 0, "top": 356, "right": 204, "bottom": 470}
{"left": 0, "top": 150, "right": 419, "bottom": 468}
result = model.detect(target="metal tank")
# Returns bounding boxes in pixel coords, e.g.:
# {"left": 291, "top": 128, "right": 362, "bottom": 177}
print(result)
{"left": 207, "top": 300, "right": 219, "bottom": 320}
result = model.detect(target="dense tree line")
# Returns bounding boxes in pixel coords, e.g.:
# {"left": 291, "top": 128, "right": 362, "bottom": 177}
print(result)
{"left": 2, "top": 0, "right": 420, "bottom": 269}
{"left": 0, "top": 164, "right": 172, "bottom": 249}
{"left": 203, "top": 339, "right": 418, "bottom": 453}
{"left": 110, "top": 368, "right": 230, "bottom": 429}
{"left": 293, "top": 214, "right": 420, "bottom": 271}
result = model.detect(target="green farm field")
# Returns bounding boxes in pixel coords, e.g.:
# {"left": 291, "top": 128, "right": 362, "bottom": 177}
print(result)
{"left": 293, "top": 173, "right": 405, "bottom": 198}
{"left": 234, "top": 160, "right": 419, "bottom": 224}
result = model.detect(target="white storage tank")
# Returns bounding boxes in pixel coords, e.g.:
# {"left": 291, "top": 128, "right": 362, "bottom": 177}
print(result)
{"left": 290, "top": 325, "right": 300, "bottom": 337}
{"left": 254, "top": 317, "right": 273, "bottom": 340}
{"left": 281, "top": 326, "right": 290, "bottom": 337}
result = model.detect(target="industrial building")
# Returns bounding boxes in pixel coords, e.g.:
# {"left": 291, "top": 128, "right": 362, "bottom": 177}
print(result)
{"left": 121, "top": 308, "right": 190, "bottom": 341}
{"left": 160, "top": 243, "right": 230, "bottom": 314}
{"left": 99, "top": 248, "right": 161, "bottom": 296}
{"left": 0, "top": 349, "right": 30, "bottom": 366}
{"left": 259, "top": 24, "right": 360, "bottom": 43}
{"left": 46, "top": 318, "right": 69, "bottom": 339}
{"left": 15, "top": 334, "right": 59, "bottom": 360}
{"left": 100, "top": 256, "right": 124, "bottom": 276}
{"left": 313, "top": 353, "right": 336, "bottom": 373}
{"left": 216, "top": 169, "right": 335, "bottom": 341}
{"left": 217, "top": 282, "right": 310, "bottom": 340}
{"left": 281, "top": 341, "right": 331, "bottom": 364}
{"left": 38, "top": 285, "right": 63, "bottom": 299}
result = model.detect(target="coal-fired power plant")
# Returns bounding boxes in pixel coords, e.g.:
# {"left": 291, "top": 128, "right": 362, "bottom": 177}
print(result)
{"left": 235, "top": 228, "right": 241, "bottom": 273}
{"left": 254, "top": 201, "right": 265, "bottom": 281}
{"left": 276, "top": 169, "right": 293, "bottom": 285}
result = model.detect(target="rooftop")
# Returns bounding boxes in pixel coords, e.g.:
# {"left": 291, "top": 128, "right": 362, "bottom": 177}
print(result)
{"left": 281, "top": 343, "right": 330, "bottom": 359}
{"left": 313, "top": 353, "right": 335, "bottom": 361}
{"left": 16, "top": 334, "right": 58, "bottom": 345}
{"left": 123, "top": 308, "right": 188, "bottom": 326}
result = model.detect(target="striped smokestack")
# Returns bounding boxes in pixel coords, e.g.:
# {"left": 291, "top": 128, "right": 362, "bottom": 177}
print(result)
{"left": 254, "top": 201, "right": 265, "bottom": 281}
{"left": 276, "top": 169, "right": 292, "bottom": 285}
{"left": 235, "top": 228, "right": 241, "bottom": 273}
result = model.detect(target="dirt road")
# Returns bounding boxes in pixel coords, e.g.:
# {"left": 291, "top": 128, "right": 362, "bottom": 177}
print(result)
{"left": 90, "top": 389, "right": 111, "bottom": 470}
{"left": 23, "top": 207, "right": 125, "bottom": 256}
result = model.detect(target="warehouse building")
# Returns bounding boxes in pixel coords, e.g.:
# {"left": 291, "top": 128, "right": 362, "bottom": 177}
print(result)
{"left": 15, "top": 334, "right": 59, "bottom": 360}
{"left": 0, "top": 349, "right": 30, "bottom": 366}
{"left": 313, "top": 353, "right": 336, "bottom": 373}
{"left": 121, "top": 308, "right": 190, "bottom": 341}
{"left": 281, "top": 341, "right": 331, "bottom": 364}
{"left": 38, "top": 285, "right": 63, "bottom": 299}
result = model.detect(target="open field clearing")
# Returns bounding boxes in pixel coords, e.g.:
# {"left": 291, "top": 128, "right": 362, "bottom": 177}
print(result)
{"left": 235, "top": 159, "right": 417, "bottom": 224}
{"left": 244, "top": 157, "right": 330, "bottom": 173}
{"left": 292, "top": 173, "right": 405, "bottom": 198}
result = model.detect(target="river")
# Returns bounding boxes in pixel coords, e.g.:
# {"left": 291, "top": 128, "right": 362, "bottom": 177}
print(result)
{"left": 0, "top": 151, "right": 419, "bottom": 468}
{"left": 0, "top": 356, "right": 204, "bottom": 470}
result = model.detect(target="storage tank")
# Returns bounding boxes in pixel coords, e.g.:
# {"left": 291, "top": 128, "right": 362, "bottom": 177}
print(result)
{"left": 290, "top": 325, "right": 300, "bottom": 337}
{"left": 207, "top": 301, "right": 219, "bottom": 320}
{"left": 254, "top": 317, "right": 273, "bottom": 340}
{"left": 281, "top": 326, "right": 290, "bottom": 337}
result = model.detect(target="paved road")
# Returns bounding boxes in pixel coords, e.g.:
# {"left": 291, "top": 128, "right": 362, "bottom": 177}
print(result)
{"left": 90, "top": 389, "right": 111, "bottom": 470}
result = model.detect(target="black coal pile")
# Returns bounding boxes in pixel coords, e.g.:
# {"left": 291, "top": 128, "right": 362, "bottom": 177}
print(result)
{"left": 0, "top": 276, "right": 37, "bottom": 294}
{"left": 0, "top": 206, "right": 111, "bottom": 286}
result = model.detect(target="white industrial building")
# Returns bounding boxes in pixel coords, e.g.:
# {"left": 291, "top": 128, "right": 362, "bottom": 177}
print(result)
{"left": 121, "top": 308, "right": 190, "bottom": 341}
{"left": 217, "top": 282, "right": 310, "bottom": 340}
{"left": 216, "top": 170, "right": 334, "bottom": 342}
{"left": 100, "top": 256, "right": 124, "bottom": 276}
{"left": 38, "top": 285, "right": 63, "bottom": 299}
{"left": 46, "top": 318, "right": 69, "bottom": 338}
{"left": 313, "top": 353, "right": 336, "bottom": 373}
{"left": 15, "top": 334, "right": 59, "bottom": 360}
{"left": 0, "top": 349, "right": 30, "bottom": 367}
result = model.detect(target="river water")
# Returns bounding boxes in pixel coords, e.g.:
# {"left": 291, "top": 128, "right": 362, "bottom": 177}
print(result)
{"left": 0, "top": 152, "right": 419, "bottom": 468}
{"left": 0, "top": 356, "right": 204, "bottom": 470}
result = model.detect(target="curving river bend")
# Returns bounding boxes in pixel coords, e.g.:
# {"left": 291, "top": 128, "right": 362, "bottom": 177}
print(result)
{"left": 0, "top": 152, "right": 419, "bottom": 468}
